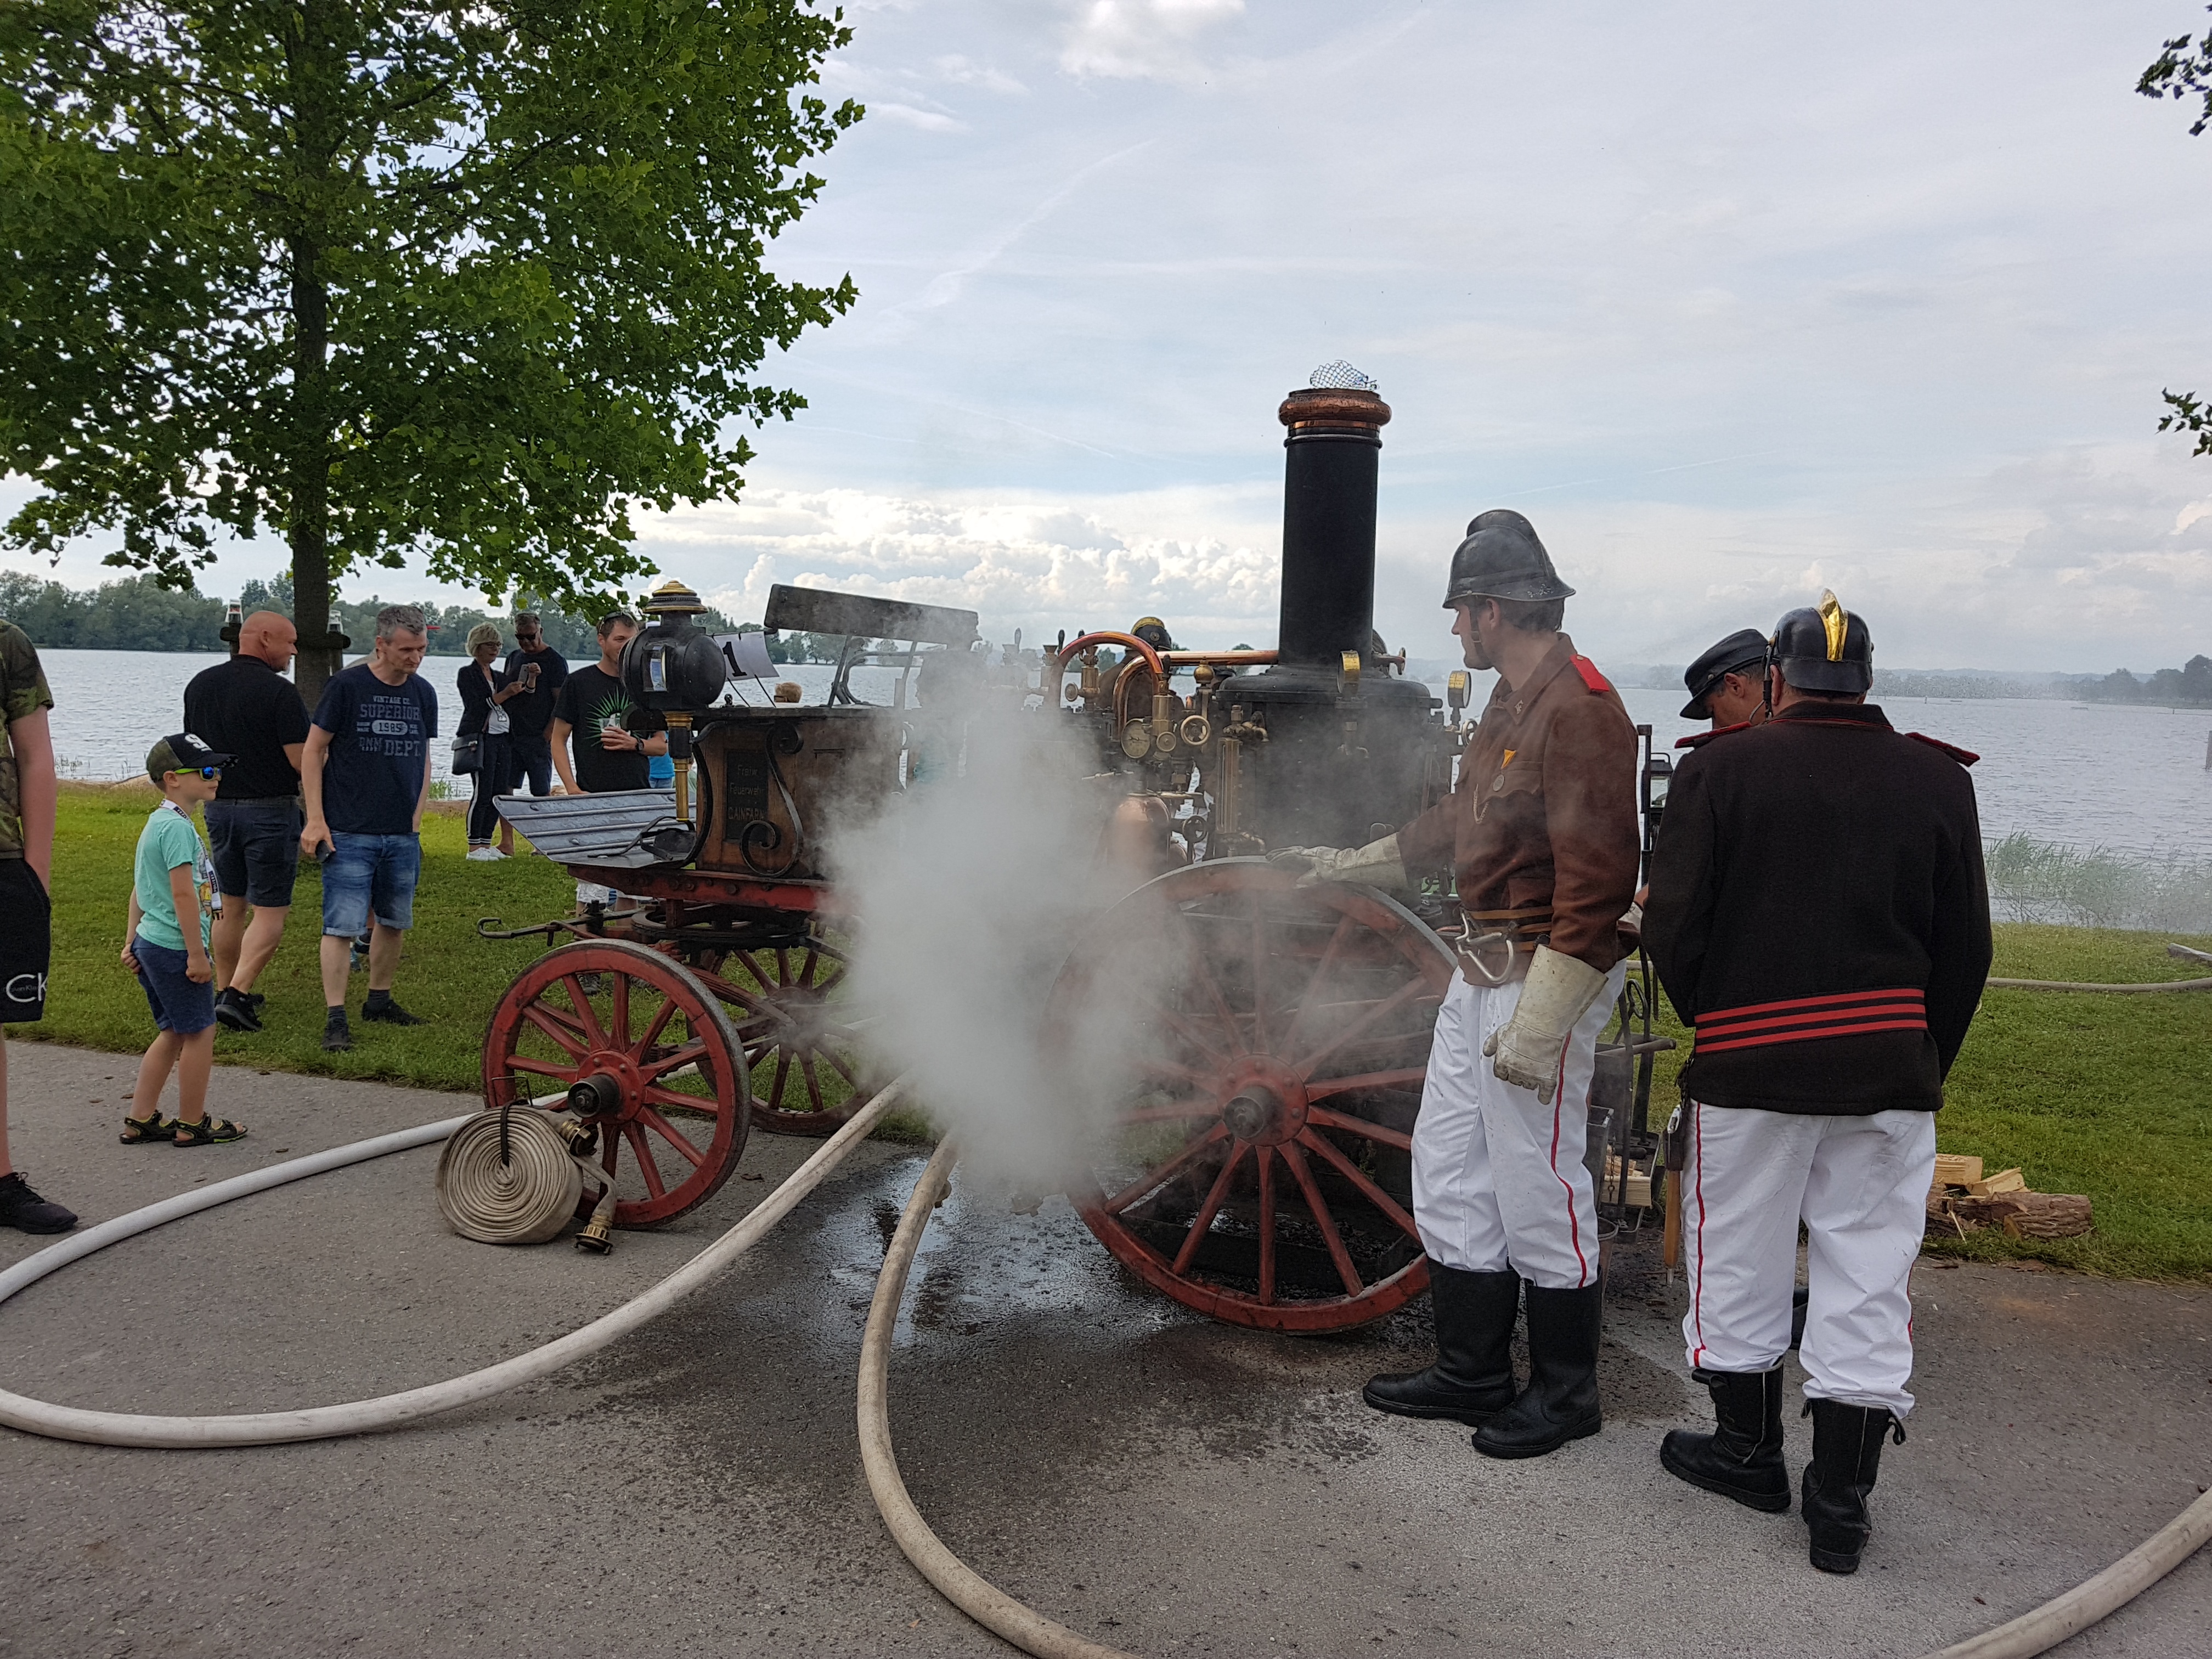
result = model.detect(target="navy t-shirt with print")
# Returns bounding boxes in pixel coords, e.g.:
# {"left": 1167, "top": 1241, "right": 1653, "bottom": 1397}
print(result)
{"left": 311, "top": 664, "right": 439, "bottom": 835}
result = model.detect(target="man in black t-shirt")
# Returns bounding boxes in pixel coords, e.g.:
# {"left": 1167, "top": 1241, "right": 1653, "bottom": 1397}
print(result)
{"left": 551, "top": 612, "right": 667, "bottom": 795}
{"left": 301, "top": 606, "right": 439, "bottom": 1052}
{"left": 183, "top": 611, "right": 312, "bottom": 1032}
{"left": 501, "top": 611, "right": 568, "bottom": 797}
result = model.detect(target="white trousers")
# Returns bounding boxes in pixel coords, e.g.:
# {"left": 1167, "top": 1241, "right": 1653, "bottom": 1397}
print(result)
{"left": 1679, "top": 1103, "right": 1937, "bottom": 1417}
{"left": 1410, "top": 964, "right": 1627, "bottom": 1291}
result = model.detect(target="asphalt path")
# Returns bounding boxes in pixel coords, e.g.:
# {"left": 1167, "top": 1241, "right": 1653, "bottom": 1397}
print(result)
{"left": 2, "top": 1042, "right": 2207, "bottom": 1658}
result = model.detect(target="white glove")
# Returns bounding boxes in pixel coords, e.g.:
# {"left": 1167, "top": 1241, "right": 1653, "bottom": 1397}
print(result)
{"left": 1482, "top": 945, "right": 1609, "bottom": 1102}
{"left": 1265, "top": 834, "right": 1407, "bottom": 892}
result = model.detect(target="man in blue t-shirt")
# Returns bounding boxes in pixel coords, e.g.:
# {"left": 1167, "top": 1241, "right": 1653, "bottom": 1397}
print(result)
{"left": 300, "top": 605, "right": 439, "bottom": 1053}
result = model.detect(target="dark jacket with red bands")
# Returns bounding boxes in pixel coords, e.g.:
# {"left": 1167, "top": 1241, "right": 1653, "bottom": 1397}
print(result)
{"left": 1397, "top": 634, "right": 1640, "bottom": 972}
{"left": 1643, "top": 703, "right": 1993, "bottom": 1115}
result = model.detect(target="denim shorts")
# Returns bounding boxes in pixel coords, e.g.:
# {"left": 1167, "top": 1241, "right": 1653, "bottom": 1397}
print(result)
{"left": 135, "top": 936, "right": 217, "bottom": 1035}
{"left": 320, "top": 832, "right": 421, "bottom": 936}
{"left": 206, "top": 799, "right": 303, "bottom": 909}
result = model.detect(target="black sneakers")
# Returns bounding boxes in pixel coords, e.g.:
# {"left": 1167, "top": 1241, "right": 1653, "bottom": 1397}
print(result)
{"left": 215, "top": 987, "right": 263, "bottom": 1032}
{"left": 323, "top": 1007, "right": 353, "bottom": 1052}
{"left": 0, "top": 1170, "right": 77, "bottom": 1234}
{"left": 362, "top": 993, "right": 425, "bottom": 1026}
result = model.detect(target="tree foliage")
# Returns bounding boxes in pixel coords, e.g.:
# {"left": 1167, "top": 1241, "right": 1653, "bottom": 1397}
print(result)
{"left": 0, "top": 569, "right": 228, "bottom": 649}
{"left": 2141, "top": 8, "right": 2212, "bottom": 455}
{"left": 0, "top": 1, "right": 861, "bottom": 695}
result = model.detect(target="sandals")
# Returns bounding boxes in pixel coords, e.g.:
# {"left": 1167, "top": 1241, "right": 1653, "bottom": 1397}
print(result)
{"left": 172, "top": 1115, "right": 248, "bottom": 1148}
{"left": 119, "top": 1112, "right": 177, "bottom": 1145}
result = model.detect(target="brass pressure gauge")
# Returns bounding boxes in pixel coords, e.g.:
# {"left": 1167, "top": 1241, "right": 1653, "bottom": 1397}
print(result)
{"left": 1120, "top": 721, "right": 1153, "bottom": 759}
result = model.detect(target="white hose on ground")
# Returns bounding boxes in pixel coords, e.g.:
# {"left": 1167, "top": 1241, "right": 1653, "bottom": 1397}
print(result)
{"left": 1918, "top": 1486, "right": 2212, "bottom": 1658}
{"left": 858, "top": 1136, "right": 1139, "bottom": 1659}
{"left": 0, "top": 1078, "right": 909, "bottom": 1448}
{"left": 859, "top": 1151, "right": 2212, "bottom": 1659}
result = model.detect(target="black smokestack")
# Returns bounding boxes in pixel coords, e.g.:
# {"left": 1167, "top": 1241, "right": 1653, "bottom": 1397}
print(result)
{"left": 1276, "top": 386, "right": 1391, "bottom": 665}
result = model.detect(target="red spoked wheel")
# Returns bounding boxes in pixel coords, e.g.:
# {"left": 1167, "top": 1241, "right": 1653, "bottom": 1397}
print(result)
{"left": 693, "top": 937, "right": 879, "bottom": 1137}
{"left": 1047, "top": 860, "right": 1453, "bottom": 1332}
{"left": 482, "top": 938, "right": 751, "bottom": 1227}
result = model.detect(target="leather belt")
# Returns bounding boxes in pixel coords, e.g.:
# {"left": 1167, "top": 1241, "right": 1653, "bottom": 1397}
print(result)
{"left": 1448, "top": 905, "right": 1551, "bottom": 986}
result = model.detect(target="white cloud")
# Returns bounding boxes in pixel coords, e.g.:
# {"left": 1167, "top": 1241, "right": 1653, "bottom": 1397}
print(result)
{"left": 1057, "top": 0, "right": 1247, "bottom": 84}
{"left": 867, "top": 101, "right": 964, "bottom": 133}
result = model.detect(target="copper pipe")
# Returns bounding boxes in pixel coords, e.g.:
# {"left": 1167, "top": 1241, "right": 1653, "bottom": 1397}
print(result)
{"left": 1056, "top": 631, "right": 1165, "bottom": 679}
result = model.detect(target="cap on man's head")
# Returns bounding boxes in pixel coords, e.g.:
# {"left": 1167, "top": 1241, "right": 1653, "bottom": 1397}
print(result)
{"left": 1679, "top": 628, "right": 1771, "bottom": 719}
{"left": 146, "top": 732, "right": 234, "bottom": 781}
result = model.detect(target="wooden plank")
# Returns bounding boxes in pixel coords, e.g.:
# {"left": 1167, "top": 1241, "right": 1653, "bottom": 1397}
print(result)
{"left": 1968, "top": 1167, "right": 2026, "bottom": 1195}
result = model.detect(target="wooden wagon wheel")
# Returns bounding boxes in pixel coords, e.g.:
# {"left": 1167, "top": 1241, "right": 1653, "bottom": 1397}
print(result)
{"left": 482, "top": 938, "right": 751, "bottom": 1227}
{"left": 692, "top": 936, "right": 878, "bottom": 1138}
{"left": 1046, "top": 860, "right": 1453, "bottom": 1333}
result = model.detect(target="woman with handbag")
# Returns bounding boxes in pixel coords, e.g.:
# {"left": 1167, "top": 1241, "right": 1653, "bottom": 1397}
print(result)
{"left": 457, "top": 624, "right": 523, "bottom": 860}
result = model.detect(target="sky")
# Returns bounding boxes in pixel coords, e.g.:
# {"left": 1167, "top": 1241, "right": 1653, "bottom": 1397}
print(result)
{"left": 9, "top": 0, "right": 2212, "bottom": 673}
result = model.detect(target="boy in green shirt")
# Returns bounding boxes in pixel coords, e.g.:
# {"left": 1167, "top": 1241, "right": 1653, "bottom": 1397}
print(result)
{"left": 120, "top": 735, "right": 248, "bottom": 1147}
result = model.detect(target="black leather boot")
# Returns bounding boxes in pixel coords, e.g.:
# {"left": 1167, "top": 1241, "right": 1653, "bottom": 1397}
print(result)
{"left": 1472, "top": 1282, "right": 1602, "bottom": 1458}
{"left": 1362, "top": 1262, "right": 1520, "bottom": 1426}
{"left": 1660, "top": 1365, "right": 1790, "bottom": 1512}
{"left": 1801, "top": 1398, "right": 1904, "bottom": 1574}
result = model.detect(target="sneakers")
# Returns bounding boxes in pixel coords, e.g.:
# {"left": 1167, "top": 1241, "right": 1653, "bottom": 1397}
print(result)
{"left": 173, "top": 1114, "right": 248, "bottom": 1148}
{"left": 362, "top": 995, "right": 425, "bottom": 1026}
{"left": 0, "top": 1170, "right": 77, "bottom": 1233}
{"left": 214, "top": 987, "right": 263, "bottom": 1032}
{"left": 465, "top": 846, "right": 506, "bottom": 861}
{"left": 120, "top": 1111, "right": 179, "bottom": 1144}
{"left": 323, "top": 1008, "right": 354, "bottom": 1052}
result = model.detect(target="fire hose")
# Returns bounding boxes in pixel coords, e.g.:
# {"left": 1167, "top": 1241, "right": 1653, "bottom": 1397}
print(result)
{"left": 1, "top": 1083, "right": 2205, "bottom": 1656}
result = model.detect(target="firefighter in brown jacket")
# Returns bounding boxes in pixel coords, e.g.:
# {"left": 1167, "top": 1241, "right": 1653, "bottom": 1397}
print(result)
{"left": 1272, "top": 510, "right": 1639, "bottom": 1459}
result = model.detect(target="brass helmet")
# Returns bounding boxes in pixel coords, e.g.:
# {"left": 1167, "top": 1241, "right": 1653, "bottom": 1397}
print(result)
{"left": 1768, "top": 589, "right": 1872, "bottom": 695}
{"left": 1442, "top": 510, "right": 1575, "bottom": 607}
{"left": 1131, "top": 616, "right": 1176, "bottom": 652}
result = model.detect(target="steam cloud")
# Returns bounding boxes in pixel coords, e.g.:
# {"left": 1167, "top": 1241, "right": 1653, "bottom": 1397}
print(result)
{"left": 823, "top": 707, "right": 1164, "bottom": 1187}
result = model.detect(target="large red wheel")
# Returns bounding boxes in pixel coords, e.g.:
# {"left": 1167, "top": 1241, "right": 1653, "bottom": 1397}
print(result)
{"left": 1046, "top": 860, "right": 1453, "bottom": 1332}
{"left": 482, "top": 938, "right": 751, "bottom": 1227}
{"left": 693, "top": 937, "right": 879, "bottom": 1137}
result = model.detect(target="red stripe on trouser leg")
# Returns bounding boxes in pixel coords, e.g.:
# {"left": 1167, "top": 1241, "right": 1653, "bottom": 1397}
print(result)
{"left": 1545, "top": 1036, "right": 1588, "bottom": 1287}
{"left": 1689, "top": 1103, "right": 1707, "bottom": 1368}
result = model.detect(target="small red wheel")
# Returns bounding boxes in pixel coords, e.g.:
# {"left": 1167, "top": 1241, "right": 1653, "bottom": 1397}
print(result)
{"left": 1047, "top": 860, "right": 1452, "bottom": 1332}
{"left": 693, "top": 937, "right": 878, "bottom": 1137}
{"left": 482, "top": 938, "right": 751, "bottom": 1227}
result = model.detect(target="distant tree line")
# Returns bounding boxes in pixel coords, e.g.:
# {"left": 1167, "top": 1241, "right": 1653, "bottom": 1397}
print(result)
{"left": 1, "top": 565, "right": 879, "bottom": 665}
{"left": 0, "top": 569, "right": 227, "bottom": 650}
{"left": 2076, "top": 656, "right": 2212, "bottom": 706}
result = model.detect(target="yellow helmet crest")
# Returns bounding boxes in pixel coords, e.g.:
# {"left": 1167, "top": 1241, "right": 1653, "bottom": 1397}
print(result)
{"left": 1818, "top": 589, "right": 1848, "bottom": 663}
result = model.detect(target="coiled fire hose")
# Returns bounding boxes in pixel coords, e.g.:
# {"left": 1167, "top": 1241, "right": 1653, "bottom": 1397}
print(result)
{"left": 435, "top": 1106, "right": 617, "bottom": 1249}
{"left": 1, "top": 1074, "right": 2205, "bottom": 1657}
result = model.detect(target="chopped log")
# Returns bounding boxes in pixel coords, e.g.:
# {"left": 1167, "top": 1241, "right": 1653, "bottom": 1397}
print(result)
{"left": 1932, "top": 1153, "right": 1984, "bottom": 1192}
{"left": 1948, "top": 1190, "right": 2094, "bottom": 1239}
{"left": 1968, "top": 1166, "right": 2026, "bottom": 1196}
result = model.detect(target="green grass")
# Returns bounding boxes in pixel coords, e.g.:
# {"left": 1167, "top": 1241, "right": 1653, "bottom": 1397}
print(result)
{"left": 1635, "top": 922, "right": 2212, "bottom": 1283}
{"left": 21, "top": 789, "right": 2211, "bottom": 1279}
{"left": 27, "top": 783, "right": 580, "bottom": 1090}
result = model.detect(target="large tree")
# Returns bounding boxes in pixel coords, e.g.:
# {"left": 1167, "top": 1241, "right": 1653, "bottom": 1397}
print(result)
{"left": 2141, "top": 8, "right": 2212, "bottom": 459}
{"left": 0, "top": 1, "right": 860, "bottom": 697}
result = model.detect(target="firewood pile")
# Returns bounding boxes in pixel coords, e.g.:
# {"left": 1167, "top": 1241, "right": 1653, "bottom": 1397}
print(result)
{"left": 1925, "top": 1154, "right": 2093, "bottom": 1240}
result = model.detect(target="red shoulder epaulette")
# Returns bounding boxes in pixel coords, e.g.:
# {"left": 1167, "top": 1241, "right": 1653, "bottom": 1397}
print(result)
{"left": 1676, "top": 720, "right": 1753, "bottom": 749}
{"left": 1571, "top": 655, "right": 1611, "bottom": 693}
{"left": 1906, "top": 731, "right": 1979, "bottom": 766}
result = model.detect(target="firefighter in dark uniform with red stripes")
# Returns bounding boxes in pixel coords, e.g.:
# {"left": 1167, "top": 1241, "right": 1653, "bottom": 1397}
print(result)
{"left": 1272, "top": 510, "right": 1640, "bottom": 1460}
{"left": 1642, "top": 591, "right": 1992, "bottom": 1575}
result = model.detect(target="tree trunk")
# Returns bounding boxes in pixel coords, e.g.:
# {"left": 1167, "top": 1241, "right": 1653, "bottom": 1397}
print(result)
{"left": 289, "top": 232, "right": 336, "bottom": 706}
{"left": 286, "top": 2, "right": 340, "bottom": 707}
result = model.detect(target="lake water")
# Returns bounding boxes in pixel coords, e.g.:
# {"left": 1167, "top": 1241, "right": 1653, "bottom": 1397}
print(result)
{"left": 33, "top": 648, "right": 2212, "bottom": 864}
